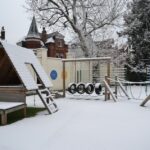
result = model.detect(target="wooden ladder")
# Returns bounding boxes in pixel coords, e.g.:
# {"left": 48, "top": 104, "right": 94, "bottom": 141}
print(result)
{"left": 37, "top": 88, "right": 58, "bottom": 114}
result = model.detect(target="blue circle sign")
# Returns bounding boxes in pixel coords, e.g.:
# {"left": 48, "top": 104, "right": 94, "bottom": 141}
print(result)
{"left": 50, "top": 70, "right": 58, "bottom": 80}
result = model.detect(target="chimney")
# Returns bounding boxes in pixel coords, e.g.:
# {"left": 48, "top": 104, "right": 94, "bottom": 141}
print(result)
{"left": 41, "top": 27, "right": 47, "bottom": 43}
{"left": 1, "top": 26, "right": 5, "bottom": 40}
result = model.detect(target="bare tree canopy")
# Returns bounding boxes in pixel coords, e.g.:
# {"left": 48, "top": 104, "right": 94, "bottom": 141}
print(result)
{"left": 26, "top": 0, "right": 126, "bottom": 57}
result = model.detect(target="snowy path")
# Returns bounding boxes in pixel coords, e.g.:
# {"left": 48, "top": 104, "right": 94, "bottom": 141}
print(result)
{"left": 0, "top": 97, "right": 150, "bottom": 150}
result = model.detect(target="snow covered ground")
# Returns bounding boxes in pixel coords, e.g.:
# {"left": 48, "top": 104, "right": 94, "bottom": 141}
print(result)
{"left": 0, "top": 86, "right": 150, "bottom": 150}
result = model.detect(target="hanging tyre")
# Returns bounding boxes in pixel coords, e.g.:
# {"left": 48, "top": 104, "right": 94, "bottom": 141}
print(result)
{"left": 95, "top": 83, "right": 102, "bottom": 95}
{"left": 68, "top": 83, "right": 77, "bottom": 94}
{"left": 85, "top": 83, "right": 94, "bottom": 94}
{"left": 76, "top": 83, "right": 85, "bottom": 94}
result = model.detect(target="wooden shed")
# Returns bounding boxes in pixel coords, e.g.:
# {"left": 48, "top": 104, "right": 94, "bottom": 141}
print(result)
{"left": 0, "top": 41, "right": 58, "bottom": 124}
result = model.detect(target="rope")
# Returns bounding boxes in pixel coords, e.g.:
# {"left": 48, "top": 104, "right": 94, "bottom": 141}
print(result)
{"left": 129, "top": 85, "right": 143, "bottom": 100}
{"left": 107, "top": 77, "right": 150, "bottom": 85}
{"left": 117, "top": 86, "right": 124, "bottom": 97}
{"left": 117, "top": 77, "right": 150, "bottom": 84}
{"left": 107, "top": 77, "right": 148, "bottom": 100}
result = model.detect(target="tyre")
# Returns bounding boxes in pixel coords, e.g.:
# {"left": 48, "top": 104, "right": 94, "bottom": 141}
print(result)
{"left": 68, "top": 83, "right": 77, "bottom": 94}
{"left": 76, "top": 83, "right": 85, "bottom": 94}
{"left": 95, "top": 83, "right": 102, "bottom": 95}
{"left": 85, "top": 83, "right": 94, "bottom": 94}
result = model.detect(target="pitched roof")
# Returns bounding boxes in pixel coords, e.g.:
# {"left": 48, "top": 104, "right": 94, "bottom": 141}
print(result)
{"left": 47, "top": 31, "right": 64, "bottom": 39}
{"left": 46, "top": 37, "right": 55, "bottom": 44}
{"left": 26, "top": 16, "right": 40, "bottom": 39}
{"left": 45, "top": 31, "right": 64, "bottom": 44}
{"left": 0, "top": 41, "right": 52, "bottom": 90}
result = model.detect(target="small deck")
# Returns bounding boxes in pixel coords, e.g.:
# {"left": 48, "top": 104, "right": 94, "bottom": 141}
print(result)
{"left": 0, "top": 102, "right": 26, "bottom": 125}
{"left": 0, "top": 86, "right": 27, "bottom": 125}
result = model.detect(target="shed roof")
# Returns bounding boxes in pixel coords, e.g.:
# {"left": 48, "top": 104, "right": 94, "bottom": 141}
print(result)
{"left": 0, "top": 41, "right": 52, "bottom": 90}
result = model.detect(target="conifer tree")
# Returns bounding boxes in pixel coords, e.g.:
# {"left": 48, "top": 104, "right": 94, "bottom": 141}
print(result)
{"left": 123, "top": 0, "right": 150, "bottom": 81}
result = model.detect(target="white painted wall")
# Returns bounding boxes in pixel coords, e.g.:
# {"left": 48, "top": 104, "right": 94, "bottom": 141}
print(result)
{"left": 35, "top": 48, "right": 125, "bottom": 91}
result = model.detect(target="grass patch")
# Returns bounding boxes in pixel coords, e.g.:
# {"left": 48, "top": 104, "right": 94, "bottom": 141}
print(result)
{"left": 0, "top": 107, "right": 45, "bottom": 125}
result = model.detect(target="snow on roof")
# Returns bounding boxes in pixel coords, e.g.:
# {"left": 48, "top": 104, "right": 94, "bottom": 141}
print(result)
{"left": 26, "top": 34, "right": 41, "bottom": 39}
{"left": 47, "top": 31, "right": 64, "bottom": 39}
{"left": 46, "top": 37, "right": 54, "bottom": 44}
{"left": 1, "top": 41, "right": 52, "bottom": 90}
{"left": 17, "top": 36, "right": 26, "bottom": 43}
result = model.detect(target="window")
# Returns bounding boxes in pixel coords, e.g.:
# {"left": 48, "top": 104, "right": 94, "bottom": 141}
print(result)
{"left": 60, "top": 53, "right": 64, "bottom": 58}
{"left": 55, "top": 53, "right": 64, "bottom": 58}
{"left": 56, "top": 53, "right": 60, "bottom": 58}
{"left": 57, "top": 40, "right": 63, "bottom": 47}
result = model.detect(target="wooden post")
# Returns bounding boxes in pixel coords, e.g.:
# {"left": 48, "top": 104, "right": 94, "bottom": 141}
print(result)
{"left": 23, "top": 107, "right": 27, "bottom": 117}
{"left": 146, "top": 66, "right": 148, "bottom": 94}
{"left": 140, "top": 95, "right": 150, "bottom": 107}
{"left": 107, "top": 61, "right": 111, "bottom": 100}
{"left": 62, "top": 61, "right": 66, "bottom": 97}
{"left": 105, "top": 76, "right": 108, "bottom": 101}
{"left": 1, "top": 112, "right": 7, "bottom": 125}
{"left": 103, "top": 80, "right": 117, "bottom": 102}
{"left": 115, "top": 76, "right": 118, "bottom": 98}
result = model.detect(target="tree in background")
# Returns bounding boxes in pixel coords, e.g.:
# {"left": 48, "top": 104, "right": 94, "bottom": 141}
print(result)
{"left": 122, "top": 0, "right": 150, "bottom": 81}
{"left": 26, "top": 0, "right": 126, "bottom": 57}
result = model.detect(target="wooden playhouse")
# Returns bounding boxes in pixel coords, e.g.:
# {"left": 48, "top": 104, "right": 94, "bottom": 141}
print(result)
{"left": 0, "top": 41, "right": 58, "bottom": 125}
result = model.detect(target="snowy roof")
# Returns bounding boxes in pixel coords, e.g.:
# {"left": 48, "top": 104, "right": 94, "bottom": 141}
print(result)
{"left": 0, "top": 41, "right": 52, "bottom": 90}
{"left": 46, "top": 37, "right": 55, "bottom": 44}
{"left": 47, "top": 31, "right": 64, "bottom": 39}
{"left": 26, "top": 16, "right": 40, "bottom": 39}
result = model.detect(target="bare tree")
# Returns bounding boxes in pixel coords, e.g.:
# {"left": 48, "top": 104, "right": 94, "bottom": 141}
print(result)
{"left": 26, "top": 0, "right": 126, "bottom": 57}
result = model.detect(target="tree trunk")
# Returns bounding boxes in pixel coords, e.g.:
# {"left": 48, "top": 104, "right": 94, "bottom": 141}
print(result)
{"left": 76, "top": 30, "right": 99, "bottom": 58}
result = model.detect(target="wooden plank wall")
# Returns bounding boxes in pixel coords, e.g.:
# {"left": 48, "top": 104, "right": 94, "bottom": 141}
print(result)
{"left": 0, "top": 86, "right": 26, "bottom": 103}
{"left": 0, "top": 48, "right": 21, "bottom": 85}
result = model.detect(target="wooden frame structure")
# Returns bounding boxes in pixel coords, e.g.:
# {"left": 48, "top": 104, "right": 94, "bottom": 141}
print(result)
{"left": 104, "top": 76, "right": 130, "bottom": 101}
{"left": 62, "top": 57, "right": 111, "bottom": 97}
{"left": 140, "top": 95, "right": 150, "bottom": 106}
{"left": 0, "top": 41, "right": 57, "bottom": 125}
{"left": 103, "top": 79, "right": 117, "bottom": 102}
{"left": 0, "top": 102, "right": 26, "bottom": 125}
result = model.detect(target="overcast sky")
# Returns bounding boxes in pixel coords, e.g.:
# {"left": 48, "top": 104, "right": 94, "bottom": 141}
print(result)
{"left": 0, "top": 1, "right": 125, "bottom": 45}
{"left": 0, "top": 0, "right": 72, "bottom": 45}
{"left": 0, "top": 0, "right": 32, "bottom": 44}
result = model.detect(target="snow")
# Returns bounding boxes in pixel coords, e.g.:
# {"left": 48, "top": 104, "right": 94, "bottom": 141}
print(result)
{"left": 46, "top": 37, "right": 54, "bottom": 44}
{"left": 0, "top": 102, "right": 24, "bottom": 110}
{"left": 62, "top": 57, "right": 111, "bottom": 62}
{"left": 1, "top": 41, "right": 52, "bottom": 90}
{"left": 26, "top": 34, "right": 40, "bottom": 39}
{"left": 0, "top": 86, "right": 150, "bottom": 150}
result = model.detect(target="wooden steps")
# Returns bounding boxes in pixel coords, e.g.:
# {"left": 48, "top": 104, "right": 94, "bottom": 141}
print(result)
{"left": 37, "top": 88, "right": 58, "bottom": 114}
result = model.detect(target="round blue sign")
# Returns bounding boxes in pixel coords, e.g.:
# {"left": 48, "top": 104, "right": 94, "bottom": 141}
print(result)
{"left": 50, "top": 70, "right": 58, "bottom": 80}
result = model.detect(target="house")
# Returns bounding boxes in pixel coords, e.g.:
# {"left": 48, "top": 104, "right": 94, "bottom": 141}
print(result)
{"left": 17, "top": 16, "right": 68, "bottom": 58}
{"left": 43, "top": 31, "right": 68, "bottom": 58}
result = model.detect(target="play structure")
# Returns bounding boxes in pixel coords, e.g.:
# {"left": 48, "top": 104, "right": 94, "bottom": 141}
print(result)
{"left": 62, "top": 57, "right": 112, "bottom": 98}
{"left": 103, "top": 76, "right": 150, "bottom": 105}
{"left": 0, "top": 41, "right": 58, "bottom": 125}
{"left": 140, "top": 65, "right": 150, "bottom": 106}
{"left": 68, "top": 82, "right": 102, "bottom": 95}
